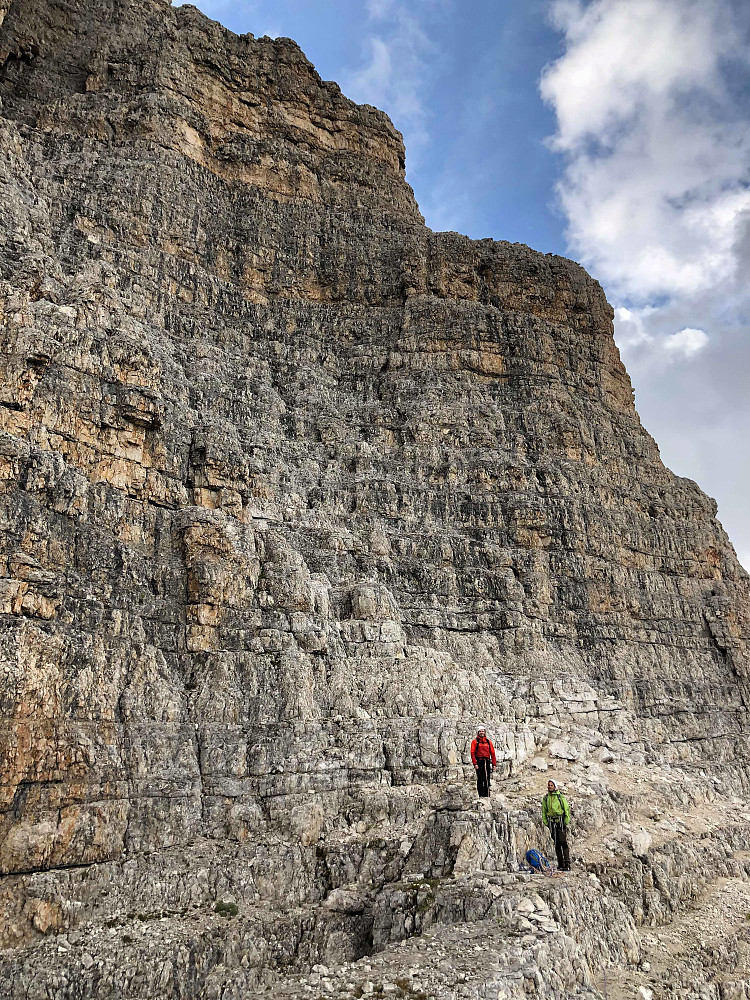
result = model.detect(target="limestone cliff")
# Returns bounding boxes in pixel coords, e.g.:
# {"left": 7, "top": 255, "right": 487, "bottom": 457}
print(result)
{"left": 1, "top": 0, "right": 749, "bottom": 997}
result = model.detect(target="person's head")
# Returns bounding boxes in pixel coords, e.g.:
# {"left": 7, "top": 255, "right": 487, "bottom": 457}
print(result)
{"left": 547, "top": 780, "right": 557, "bottom": 793}
{"left": 477, "top": 727, "right": 486, "bottom": 738}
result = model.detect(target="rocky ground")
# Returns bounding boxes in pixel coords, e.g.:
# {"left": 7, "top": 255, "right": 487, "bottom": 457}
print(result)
{"left": 4, "top": 737, "right": 750, "bottom": 998}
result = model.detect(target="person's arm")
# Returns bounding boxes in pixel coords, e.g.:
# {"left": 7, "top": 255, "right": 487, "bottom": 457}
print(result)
{"left": 470, "top": 740, "right": 478, "bottom": 767}
{"left": 489, "top": 740, "right": 497, "bottom": 767}
{"left": 562, "top": 795, "right": 571, "bottom": 826}
{"left": 542, "top": 795, "right": 548, "bottom": 825}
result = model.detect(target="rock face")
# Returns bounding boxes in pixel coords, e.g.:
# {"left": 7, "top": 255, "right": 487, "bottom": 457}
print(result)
{"left": 0, "top": 0, "right": 749, "bottom": 996}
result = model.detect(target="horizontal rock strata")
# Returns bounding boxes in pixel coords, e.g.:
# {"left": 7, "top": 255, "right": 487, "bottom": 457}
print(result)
{"left": 0, "top": 0, "right": 749, "bottom": 996}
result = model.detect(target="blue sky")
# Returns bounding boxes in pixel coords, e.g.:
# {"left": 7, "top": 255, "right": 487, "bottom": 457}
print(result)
{"left": 176, "top": 0, "right": 750, "bottom": 570}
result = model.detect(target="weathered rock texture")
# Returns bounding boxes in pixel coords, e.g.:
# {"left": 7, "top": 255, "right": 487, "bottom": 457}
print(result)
{"left": 0, "top": 0, "right": 749, "bottom": 996}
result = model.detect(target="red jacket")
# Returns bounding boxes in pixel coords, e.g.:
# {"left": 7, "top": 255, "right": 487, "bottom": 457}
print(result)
{"left": 471, "top": 736, "right": 496, "bottom": 767}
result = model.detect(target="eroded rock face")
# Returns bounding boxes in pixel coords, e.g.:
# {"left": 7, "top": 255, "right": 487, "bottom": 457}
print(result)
{"left": 0, "top": 0, "right": 749, "bottom": 996}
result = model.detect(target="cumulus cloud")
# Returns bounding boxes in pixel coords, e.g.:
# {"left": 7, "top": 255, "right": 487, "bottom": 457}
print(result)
{"left": 663, "top": 328, "right": 709, "bottom": 358}
{"left": 541, "top": 0, "right": 750, "bottom": 304}
{"left": 613, "top": 306, "right": 654, "bottom": 350}
{"left": 542, "top": 0, "right": 750, "bottom": 568}
{"left": 615, "top": 308, "right": 709, "bottom": 361}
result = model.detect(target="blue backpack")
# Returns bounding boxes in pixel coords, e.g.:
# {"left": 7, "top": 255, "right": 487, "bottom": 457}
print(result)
{"left": 525, "top": 849, "right": 551, "bottom": 873}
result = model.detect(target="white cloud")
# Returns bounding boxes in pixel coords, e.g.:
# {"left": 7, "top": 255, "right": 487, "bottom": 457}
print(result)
{"left": 542, "top": 0, "right": 750, "bottom": 569}
{"left": 614, "top": 305, "right": 654, "bottom": 350}
{"left": 663, "top": 327, "right": 709, "bottom": 358}
{"left": 614, "top": 308, "right": 709, "bottom": 366}
{"left": 541, "top": 0, "right": 750, "bottom": 303}
{"left": 543, "top": 0, "right": 723, "bottom": 153}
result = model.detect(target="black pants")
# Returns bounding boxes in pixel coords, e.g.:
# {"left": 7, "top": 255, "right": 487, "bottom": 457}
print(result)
{"left": 476, "top": 759, "right": 492, "bottom": 797}
{"left": 549, "top": 821, "right": 570, "bottom": 870}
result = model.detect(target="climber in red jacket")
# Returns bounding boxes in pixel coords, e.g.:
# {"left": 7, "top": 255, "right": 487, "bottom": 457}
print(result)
{"left": 470, "top": 727, "right": 496, "bottom": 797}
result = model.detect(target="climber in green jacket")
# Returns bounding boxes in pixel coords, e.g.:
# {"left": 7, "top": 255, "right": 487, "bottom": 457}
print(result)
{"left": 542, "top": 779, "right": 571, "bottom": 871}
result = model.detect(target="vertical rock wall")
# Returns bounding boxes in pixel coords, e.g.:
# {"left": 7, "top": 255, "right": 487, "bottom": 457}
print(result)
{"left": 0, "top": 0, "right": 748, "bottom": 995}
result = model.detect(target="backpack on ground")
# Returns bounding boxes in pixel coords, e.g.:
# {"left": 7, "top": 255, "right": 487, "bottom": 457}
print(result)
{"left": 525, "top": 848, "right": 552, "bottom": 874}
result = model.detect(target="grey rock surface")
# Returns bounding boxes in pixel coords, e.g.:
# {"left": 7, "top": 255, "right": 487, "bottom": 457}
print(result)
{"left": 0, "top": 0, "right": 749, "bottom": 996}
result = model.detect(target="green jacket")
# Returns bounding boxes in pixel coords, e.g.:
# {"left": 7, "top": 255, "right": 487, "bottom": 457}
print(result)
{"left": 542, "top": 790, "right": 571, "bottom": 827}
